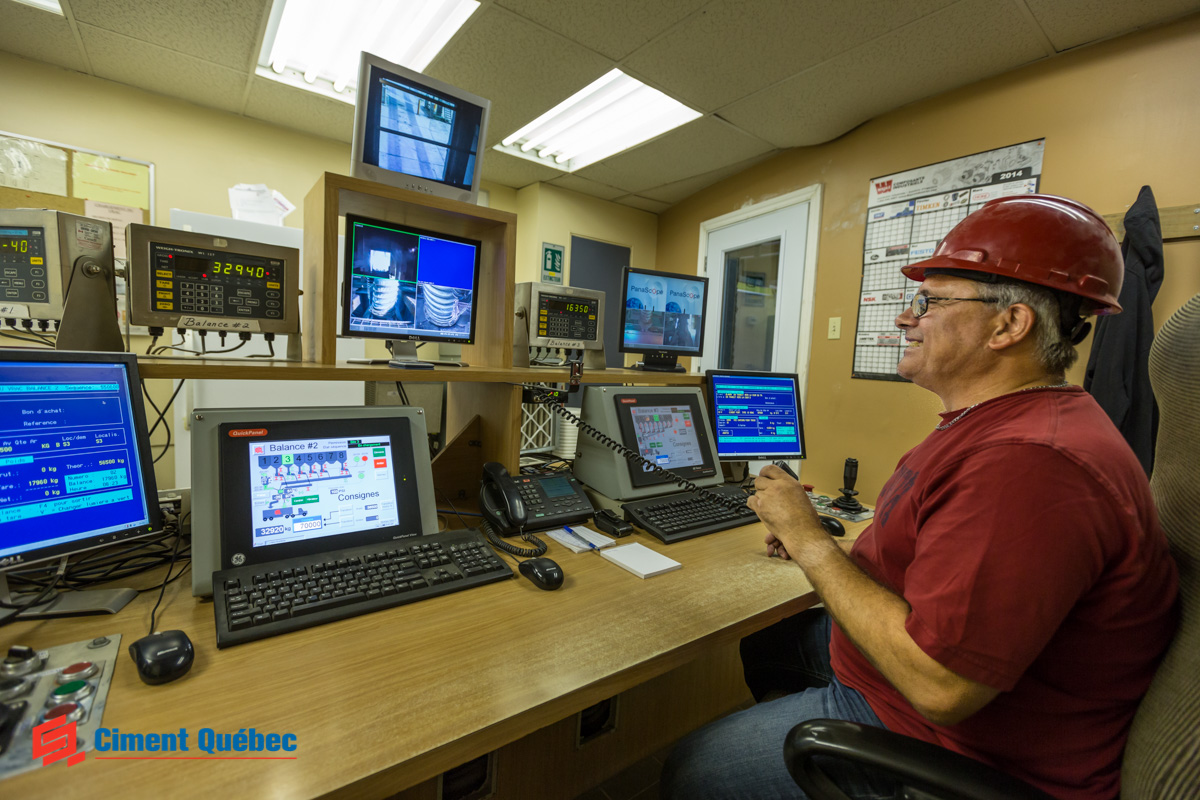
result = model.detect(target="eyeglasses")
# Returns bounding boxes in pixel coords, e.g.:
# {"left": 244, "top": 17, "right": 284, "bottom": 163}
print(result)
{"left": 910, "top": 294, "right": 997, "bottom": 318}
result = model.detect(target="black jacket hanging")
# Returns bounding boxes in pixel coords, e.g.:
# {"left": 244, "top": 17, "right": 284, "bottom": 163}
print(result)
{"left": 1083, "top": 185, "right": 1163, "bottom": 476}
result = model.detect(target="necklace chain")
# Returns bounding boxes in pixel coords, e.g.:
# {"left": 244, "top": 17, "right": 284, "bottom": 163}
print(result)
{"left": 935, "top": 382, "right": 1072, "bottom": 431}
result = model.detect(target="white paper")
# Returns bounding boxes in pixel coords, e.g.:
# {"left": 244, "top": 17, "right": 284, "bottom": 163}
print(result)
{"left": 545, "top": 525, "right": 615, "bottom": 553}
{"left": 228, "top": 183, "right": 295, "bottom": 225}
{"left": 84, "top": 200, "right": 142, "bottom": 260}
{"left": 0, "top": 135, "right": 68, "bottom": 196}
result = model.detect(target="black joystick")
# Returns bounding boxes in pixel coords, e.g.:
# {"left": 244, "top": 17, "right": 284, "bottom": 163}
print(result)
{"left": 830, "top": 457, "right": 865, "bottom": 514}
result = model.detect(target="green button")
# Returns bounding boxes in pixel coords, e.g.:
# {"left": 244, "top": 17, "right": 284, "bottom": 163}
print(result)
{"left": 53, "top": 680, "right": 88, "bottom": 696}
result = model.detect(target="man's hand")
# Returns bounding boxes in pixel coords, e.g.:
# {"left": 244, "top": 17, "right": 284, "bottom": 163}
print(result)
{"left": 748, "top": 464, "right": 827, "bottom": 560}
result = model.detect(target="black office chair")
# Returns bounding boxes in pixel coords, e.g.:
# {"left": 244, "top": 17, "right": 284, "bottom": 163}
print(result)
{"left": 784, "top": 292, "right": 1200, "bottom": 800}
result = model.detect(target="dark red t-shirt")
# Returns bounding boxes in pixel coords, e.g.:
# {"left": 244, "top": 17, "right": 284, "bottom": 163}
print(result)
{"left": 830, "top": 387, "right": 1178, "bottom": 800}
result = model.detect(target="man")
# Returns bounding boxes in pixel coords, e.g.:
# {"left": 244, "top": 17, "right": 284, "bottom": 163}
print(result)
{"left": 661, "top": 195, "right": 1178, "bottom": 800}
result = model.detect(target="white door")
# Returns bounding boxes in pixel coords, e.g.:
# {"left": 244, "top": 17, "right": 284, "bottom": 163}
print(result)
{"left": 697, "top": 186, "right": 822, "bottom": 471}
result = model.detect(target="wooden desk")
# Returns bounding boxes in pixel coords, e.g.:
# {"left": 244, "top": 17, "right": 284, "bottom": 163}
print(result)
{"left": 3, "top": 512, "right": 870, "bottom": 799}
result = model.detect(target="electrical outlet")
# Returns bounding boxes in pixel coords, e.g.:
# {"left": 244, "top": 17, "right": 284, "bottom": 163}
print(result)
{"left": 828, "top": 317, "right": 841, "bottom": 339}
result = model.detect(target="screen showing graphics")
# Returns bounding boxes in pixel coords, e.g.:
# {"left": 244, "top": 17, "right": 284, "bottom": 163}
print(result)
{"left": 0, "top": 353, "right": 158, "bottom": 565}
{"left": 627, "top": 404, "right": 707, "bottom": 470}
{"left": 620, "top": 268, "right": 708, "bottom": 355}
{"left": 248, "top": 435, "right": 400, "bottom": 549}
{"left": 352, "top": 52, "right": 490, "bottom": 203}
{"left": 342, "top": 214, "right": 482, "bottom": 344}
{"left": 707, "top": 370, "right": 806, "bottom": 461}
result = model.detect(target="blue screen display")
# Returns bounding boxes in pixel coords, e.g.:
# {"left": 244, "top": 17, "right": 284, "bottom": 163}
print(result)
{"left": 710, "top": 373, "right": 805, "bottom": 460}
{"left": 622, "top": 271, "right": 706, "bottom": 354}
{"left": 0, "top": 360, "right": 152, "bottom": 558}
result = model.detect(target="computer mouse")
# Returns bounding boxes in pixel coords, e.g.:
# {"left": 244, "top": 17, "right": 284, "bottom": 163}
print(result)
{"left": 819, "top": 515, "right": 846, "bottom": 537}
{"left": 518, "top": 557, "right": 564, "bottom": 591}
{"left": 128, "top": 630, "right": 194, "bottom": 685}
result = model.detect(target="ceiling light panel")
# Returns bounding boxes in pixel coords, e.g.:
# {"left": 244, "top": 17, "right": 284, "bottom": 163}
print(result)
{"left": 495, "top": 70, "right": 702, "bottom": 172}
{"left": 12, "top": 0, "right": 63, "bottom": 13}
{"left": 257, "top": 0, "right": 480, "bottom": 102}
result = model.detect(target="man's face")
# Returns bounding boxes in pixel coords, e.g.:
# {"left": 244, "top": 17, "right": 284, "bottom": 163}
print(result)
{"left": 895, "top": 275, "right": 998, "bottom": 394}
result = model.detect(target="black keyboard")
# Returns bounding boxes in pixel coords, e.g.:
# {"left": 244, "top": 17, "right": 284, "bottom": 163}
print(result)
{"left": 621, "top": 485, "right": 758, "bottom": 544}
{"left": 212, "top": 528, "right": 512, "bottom": 648}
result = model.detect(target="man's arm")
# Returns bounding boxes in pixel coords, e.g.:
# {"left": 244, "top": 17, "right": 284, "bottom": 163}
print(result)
{"left": 752, "top": 467, "right": 999, "bottom": 725}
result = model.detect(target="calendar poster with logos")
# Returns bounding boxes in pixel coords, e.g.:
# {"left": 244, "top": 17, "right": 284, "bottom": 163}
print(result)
{"left": 852, "top": 139, "right": 1044, "bottom": 381}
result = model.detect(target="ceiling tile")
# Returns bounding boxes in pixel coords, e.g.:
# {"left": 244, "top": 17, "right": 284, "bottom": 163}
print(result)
{"left": 573, "top": 115, "right": 775, "bottom": 194}
{"left": 480, "top": 150, "right": 564, "bottom": 189}
{"left": 69, "top": 0, "right": 266, "bottom": 70}
{"left": 1023, "top": 0, "right": 1200, "bottom": 51}
{"left": 622, "top": 0, "right": 959, "bottom": 112}
{"left": 613, "top": 194, "right": 671, "bottom": 214}
{"left": 79, "top": 23, "right": 248, "bottom": 114}
{"left": 495, "top": 0, "right": 710, "bottom": 60}
{"left": 638, "top": 151, "right": 780, "bottom": 205}
{"left": 243, "top": 76, "right": 355, "bottom": 143}
{"left": 0, "top": 3, "right": 86, "bottom": 73}
{"left": 721, "top": 0, "right": 1049, "bottom": 148}
{"left": 547, "top": 174, "right": 627, "bottom": 200}
{"left": 425, "top": 5, "right": 615, "bottom": 148}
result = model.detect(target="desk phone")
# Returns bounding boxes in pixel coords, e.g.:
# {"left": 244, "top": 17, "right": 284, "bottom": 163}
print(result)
{"left": 479, "top": 463, "right": 593, "bottom": 534}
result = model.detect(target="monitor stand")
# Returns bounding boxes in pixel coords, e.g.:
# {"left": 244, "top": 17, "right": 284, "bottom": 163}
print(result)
{"left": 0, "top": 563, "right": 136, "bottom": 619}
{"left": 634, "top": 351, "right": 685, "bottom": 372}
{"left": 387, "top": 340, "right": 468, "bottom": 369}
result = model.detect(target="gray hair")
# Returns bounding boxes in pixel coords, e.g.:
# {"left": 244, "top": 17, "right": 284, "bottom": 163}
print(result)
{"left": 973, "top": 279, "right": 1078, "bottom": 374}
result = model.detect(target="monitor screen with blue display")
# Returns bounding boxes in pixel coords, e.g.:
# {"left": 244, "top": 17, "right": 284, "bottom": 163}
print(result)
{"left": 618, "top": 267, "right": 708, "bottom": 372}
{"left": 706, "top": 370, "right": 806, "bottom": 461}
{"left": 0, "top": 350, "right": 160, "bottom": 569}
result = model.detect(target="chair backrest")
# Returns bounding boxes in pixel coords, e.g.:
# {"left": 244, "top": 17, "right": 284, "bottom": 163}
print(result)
{"left": 1121, "top": 292, "right": 1200, "bottom": 799}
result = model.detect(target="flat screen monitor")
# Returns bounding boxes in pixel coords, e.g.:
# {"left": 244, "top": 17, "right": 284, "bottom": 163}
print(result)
{"left": 351, "top": 51, "right": 490, "bottom": 204}
{"left": 618, "top": 267, "right": 708, "bottom": 372}
{"left": 706, "top": 370, "right": 806, "bottom": 462}
{"left": 341, "top": 214, "right": 482, "bottom": 363}
{"left": 0, "top": 349, "right": 160, "bottom": 596}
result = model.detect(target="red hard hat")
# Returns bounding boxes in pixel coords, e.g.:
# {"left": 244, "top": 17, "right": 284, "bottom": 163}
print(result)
{"left": 902, "top": 194, "right": 1124, "bottom": 315}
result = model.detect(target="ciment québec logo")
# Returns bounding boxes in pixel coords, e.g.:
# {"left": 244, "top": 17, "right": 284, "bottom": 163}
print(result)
{"left": 32, "top": 720, "right": 299, "bottom": 767}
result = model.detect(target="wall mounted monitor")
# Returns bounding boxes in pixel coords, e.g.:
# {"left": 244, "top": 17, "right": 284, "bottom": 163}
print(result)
{"left": 0, "top": 349, "right": 160, "bottom": 615}
{"left": 351, "top": 51, "right": 490, "bottom": 204}
{"left": 706, "top": 370, "right": 806, "bottom": 462}
{"left": 341, "top": 214, "right": 482, "bottom": 364}
{"left": 618, "top": 267, "right": 708, "bottom": 372}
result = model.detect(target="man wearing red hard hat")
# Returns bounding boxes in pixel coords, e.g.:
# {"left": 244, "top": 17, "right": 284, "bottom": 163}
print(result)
{"left": 663, "top": 195, "right": 1178, "bottom": 800}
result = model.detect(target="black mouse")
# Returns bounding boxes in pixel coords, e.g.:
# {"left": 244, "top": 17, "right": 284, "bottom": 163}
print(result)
{"left": 819, "top": 515, "right": 846, "bottom": 537}
{"left": 518, "top": 557, "right": 564, "bottom": 591}
{"left": 129, "top": 630, "right": 194, "bottom": 685}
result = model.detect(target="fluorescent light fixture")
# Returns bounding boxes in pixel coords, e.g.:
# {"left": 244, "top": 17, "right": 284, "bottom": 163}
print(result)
{"left": 12, "top": 0, "right": 63, "bottom": 13}
{"left": 494, "top": 70, "right": 701, "bottom": 172}
{"left": 256, "top": 0, "right": 480, "bottom": 102}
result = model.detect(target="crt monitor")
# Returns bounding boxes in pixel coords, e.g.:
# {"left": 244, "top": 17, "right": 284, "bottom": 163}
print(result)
{"left": 351, "top": 51, "right": 490, "bottom": 204}
{"left": 341, "top": 214, "right": 482, "bottom": 365}
{"left": 706, "top": 370, "right": 806, "bottom": 462}
{"left": 618, "top": 267, "right": 708, "bottom": 372}
{"left": 0, "top": 349, "right": 161, "bottom": 616}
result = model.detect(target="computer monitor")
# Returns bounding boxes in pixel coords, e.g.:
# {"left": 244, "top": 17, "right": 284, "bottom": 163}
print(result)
{"left": 572, "top": 385, "right": 723, "bottom": 502}
{"left": 0, "top": 349, "right": 161, "bottom": 617}
{"left": 350, "top": 51, "right": 490, "bottom": 204}
{"left": 341, "top": 213, "right": 482, "bottom": 366}
{"left": 706, "top": 370, "right": 806, "bottom": 462}
{"left": 618, "top": 267, "right": 708, "bottom": 372}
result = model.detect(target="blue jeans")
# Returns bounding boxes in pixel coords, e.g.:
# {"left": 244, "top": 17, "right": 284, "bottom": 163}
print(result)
{"left": 661, "top": 611, "right": 896, "bottom": 800}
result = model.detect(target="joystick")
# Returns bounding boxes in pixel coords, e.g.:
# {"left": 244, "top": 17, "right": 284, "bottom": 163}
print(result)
{"left": 830, "top": 457, "right": 866, "bottom": 514}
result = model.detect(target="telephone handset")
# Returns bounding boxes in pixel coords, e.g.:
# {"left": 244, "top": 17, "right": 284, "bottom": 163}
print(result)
{"left": 480, "top": 461, "right": 528, "bottom": 531}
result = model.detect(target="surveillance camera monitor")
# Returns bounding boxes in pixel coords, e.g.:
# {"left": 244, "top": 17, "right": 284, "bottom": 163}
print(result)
{"left": 706, "top": 370, "right": 806, "bottom": 461}
{"left": 351, "top": 51, "right": 490, "bottom": 204}
{"left": 618, "top": 267, "right": 708, "bottom": 372}
{"left": 341, "top": 214, "right": 482, "bottom": 365}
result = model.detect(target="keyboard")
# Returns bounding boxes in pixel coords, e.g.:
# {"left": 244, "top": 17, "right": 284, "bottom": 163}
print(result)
{"left": 621, "top": 485, "right": 759, "bottom": 544}
{"left": 212, "top": 528, "right": 512, "bottom": 648}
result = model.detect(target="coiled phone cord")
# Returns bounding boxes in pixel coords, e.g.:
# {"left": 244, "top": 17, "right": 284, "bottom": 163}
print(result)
{"left": 521, "top": 385, "right": 748, "bottom": 512}
{"left": 480, "top": 517, "right": 548, "bottom": 558}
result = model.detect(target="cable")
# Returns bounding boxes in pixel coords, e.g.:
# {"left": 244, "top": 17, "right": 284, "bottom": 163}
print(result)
{"left": 148, "top": 532, "right": 185, "bottom": 634}
{"left": 517, "top": 383, "right": 747, "bottom": 512}
{"left": 141, "top": 378, "right": 186, "bottom": 464}
{"left": 1, "top": 328, "right": 54, "bottom": 347}
{"left": 440, "top": 489, "right": 546, "bottom": 560}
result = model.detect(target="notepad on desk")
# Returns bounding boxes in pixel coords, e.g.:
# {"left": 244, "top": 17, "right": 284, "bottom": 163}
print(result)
{"left": 546, "top": 525, "right": 615, "bottom": 553}
{"left": 600, "top": 543, "right": 681, "bottom": 579}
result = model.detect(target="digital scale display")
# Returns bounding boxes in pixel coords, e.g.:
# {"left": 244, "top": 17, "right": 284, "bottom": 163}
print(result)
{"left": 150, "top": 242, "right": 286, "bottom": 321}
{"left": 0, "top": 226, "right": 49, "bottom": 304}
{"left": 537, "top": 293, "right": 598, "bottom": 341}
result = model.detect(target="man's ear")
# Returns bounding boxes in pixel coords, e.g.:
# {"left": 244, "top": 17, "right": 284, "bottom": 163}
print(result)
{"left": 988, "top": 302, "right": 1037, "bottom": 351}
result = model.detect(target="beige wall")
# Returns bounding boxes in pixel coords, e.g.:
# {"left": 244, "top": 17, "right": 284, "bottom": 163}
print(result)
{"left": 657, "top": 16, "right": 1200, "bottom": 501}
